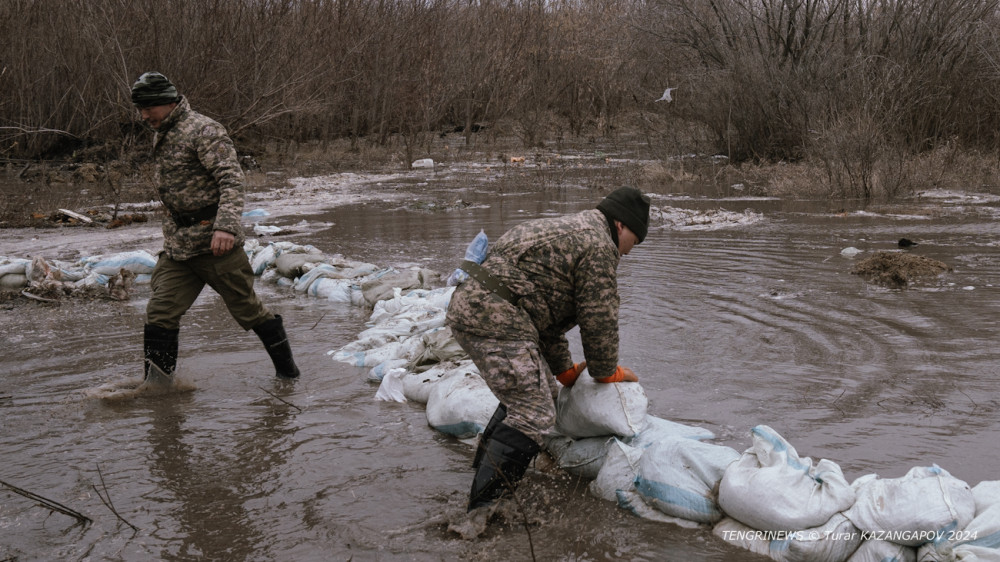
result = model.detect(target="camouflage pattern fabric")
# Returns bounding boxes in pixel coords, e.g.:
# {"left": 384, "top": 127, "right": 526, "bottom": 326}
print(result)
{"left": 149, "top": 96, "right": 246, "bottom": 260}
{"left": 446, "top": 208, "right": 622, "bottom": 380}
{"left": 452, "top": 330, "right": 561, "bottom": 446}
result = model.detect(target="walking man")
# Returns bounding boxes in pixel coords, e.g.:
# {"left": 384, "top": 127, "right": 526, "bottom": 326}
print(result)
{"left": 446, "top": 186, "right": 649, "bottom": 514}
{"left": 132, "top": 71, "right": 300, "bottom": 383}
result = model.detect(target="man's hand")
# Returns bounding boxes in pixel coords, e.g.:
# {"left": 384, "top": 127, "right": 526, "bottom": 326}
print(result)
{"left": 211, "top": 230, "right": 235, "bottom": 256}
{"left": 556, "top": 361, "right": 588, "bottom": 387}
{"left": 595, "top": 365, "right": 639, "bottom": 384}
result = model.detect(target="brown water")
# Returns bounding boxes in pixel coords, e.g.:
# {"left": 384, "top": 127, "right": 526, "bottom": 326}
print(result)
{"left": 3, "top": 154, "right": 1000, "bottom": 561}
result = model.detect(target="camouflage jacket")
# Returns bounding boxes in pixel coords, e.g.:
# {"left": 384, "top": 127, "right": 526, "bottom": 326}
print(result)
{"left": 446, "top": 209, "right": 622, "bottom": 379}
{"left": 149, "top": 96, "right": 245, "bottom": 260}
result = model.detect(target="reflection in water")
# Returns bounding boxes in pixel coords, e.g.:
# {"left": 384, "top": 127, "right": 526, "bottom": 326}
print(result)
{"left": 144, "top": 382, "right": 297, "bottom": 560}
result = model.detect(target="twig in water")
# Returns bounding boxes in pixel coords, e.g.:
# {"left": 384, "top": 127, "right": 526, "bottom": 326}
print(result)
{"left": 257, "top": 386, "right": 303, "bottom": 412}
{"left": 93, "top": 464, "right": 139, "bottom": 531}
{"left": 311, "top": 312, "right": 327, "bottom": 330}
{"left": 0, "top": 479, "right": 92, "bottom": 525}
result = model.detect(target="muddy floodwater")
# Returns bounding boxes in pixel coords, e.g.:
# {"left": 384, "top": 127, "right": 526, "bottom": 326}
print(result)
{"left": 3, "top": 151, "right": 1000, "bottom": 561}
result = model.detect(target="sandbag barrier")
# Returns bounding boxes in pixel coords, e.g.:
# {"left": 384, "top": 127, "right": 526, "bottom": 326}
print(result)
{"left": 0, "top": 239, "right": 439, "bottom": 308}
{"left": 337, "top": 283, "right": 1000, "bottom": 561}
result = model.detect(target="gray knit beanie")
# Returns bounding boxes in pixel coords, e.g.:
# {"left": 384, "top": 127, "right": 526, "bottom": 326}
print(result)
{"left": 596, "top": 186, "right": 651, "bottom": 243}
{"left": 131, "top": 72, "right": 180, "bottom": 107}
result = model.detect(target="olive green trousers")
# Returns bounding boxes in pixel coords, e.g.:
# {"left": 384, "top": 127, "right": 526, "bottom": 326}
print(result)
{"left": 146, "top": 249, "right": 273, "bottom": 331}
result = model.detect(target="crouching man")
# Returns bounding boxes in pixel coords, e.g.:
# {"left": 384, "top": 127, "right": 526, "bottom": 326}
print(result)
{"left": 445, "top": 186, "right": 649, "bottom": 515}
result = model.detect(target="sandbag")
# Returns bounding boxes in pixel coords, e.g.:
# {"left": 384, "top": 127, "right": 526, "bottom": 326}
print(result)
{"left": 633, "top": 435, "right": 739, "bottom": 523}
{"left": 589, "top": 438, "right": 643, "bottom": 502}
{"left": 401, "top": 361, "right": 475, "bottom": 404}
{"left": 84, "top": 250, "right": 157, "bottom": 276}
{"left": 916, "top": 479, "right": 1000, "bottom": 560}
{"left": 555, "top": 372, "right": 647, "bottom": 439}
{"left": 845, "top": 466, "right": 975, "bottom": 547}
{"left": 545, "top": 435, "right": 615, "bottom": 479}
{"left": 275, "top": 251, "right": 321, "bottom": 278}
{"left": 627, "top": 414, "right": 716, "bottom": 448}
{"left": 375, "top": 368, "right": 407, "bottom": 402}
{"left": 718, "top": 425, "right": 856, "bottom": 532}
{"left": 425, "top": 371, "right": 498, "bottom": 439}
{"left": 715, "top": 513, "right": 863, "bottom": 562}
{"left": 415, "top": 326, "right": 465, "bottom": 364}
{"left": 362, "top": 268, "right": 438, "bottom": 306}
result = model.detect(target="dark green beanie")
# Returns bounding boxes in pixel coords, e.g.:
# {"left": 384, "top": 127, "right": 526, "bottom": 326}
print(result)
{"left": 597, "top": 186, "right": 651, "bottom": 243}
{"left": 131, "top": 72, "right": 179, "bottom": 107}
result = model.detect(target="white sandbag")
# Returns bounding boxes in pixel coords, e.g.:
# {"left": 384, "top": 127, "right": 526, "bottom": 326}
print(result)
{"left": 362, "top": 308, "right": 446, "bottom": 339}
{"left": 370, "top": 287, "right": 453, "bottom": 322}
{"left": 634, "top": 435, "right": 739, "bottom": 523}
{"left": 718, "top": 425, "right": 856, "bottom": 532}
{"left": 627, "top": 414, "right": 716, "bottom": 449}
{"left": 848, "top": 540, "right": 916, "bottom": 562}
{"left": 330, "top": 335, "right": 424, "bottom": 368}
{"left": 250, "top": 243, "right": 276, "bottom": 275}
{"left": 402, "top": 361, "right": 474, "bottom": 403}
{"left": 309, "top": 277, "right": 358, "bottom": 303}
{"left": 715, "top": 514, "right": 863, "bottom": 562}
{"left": 917, "top": 480, "right": 1000, "bottom": 560}
{"left": 845, "top": 466, "right": 975, "bottom": 547}
{"left": 545, "top": 434, "right": 615, "bottom": 479}
{"left": 425, "top": 371, "right": 499, "bottom": 439}
{"left": 0, "top": 272, "right": 27, "bottom": 289}
{"left": 84, "top": 250, "right": 157, "bottom": 275}
{"left": 554, "top": 372, "right": 647, "bottom": 439}
{"left": 589, "top": 438, "right": 643, "bottom": 502}
{"left": 375, "top": 368, "right": 408, "bottom": 402}
{"left": 0, "top": 259, "right": 30, "bottom": 289}
{"left": 367, "top": 359, "right": 410, "bottom": 382}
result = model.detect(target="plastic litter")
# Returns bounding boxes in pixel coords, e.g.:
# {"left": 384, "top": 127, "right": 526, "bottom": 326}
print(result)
{"left": 446, "top": 229, "right": 488, "bottom": 286}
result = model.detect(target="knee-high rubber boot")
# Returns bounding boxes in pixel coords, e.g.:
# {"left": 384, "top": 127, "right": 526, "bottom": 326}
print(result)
{"left": 472, "top": 403, "right": 507, "bottom": 469}
{"left": 252, "top": 315, "right": 301, "bottom": 379}
{"left": 144, "top": 324, "right": 179, "bottom": 384}
{"left": 468, "top": 422, "right": 540, "bottom": 512}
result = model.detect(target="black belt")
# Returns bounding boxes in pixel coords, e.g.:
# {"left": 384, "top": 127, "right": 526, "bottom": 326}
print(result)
{"left": 460, "top": 260, "right": 519, "bottom": 306}
{"left": 169, "top": 203, "right": 219, "bottom": 227}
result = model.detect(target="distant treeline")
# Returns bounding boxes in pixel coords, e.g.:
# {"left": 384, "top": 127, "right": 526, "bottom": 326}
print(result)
{"left": 3, "top": 0, "right": 1000, "bottom": 191}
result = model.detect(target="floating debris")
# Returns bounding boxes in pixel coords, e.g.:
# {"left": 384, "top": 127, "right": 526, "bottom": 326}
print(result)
{"left": 850, "top": 251, "right": 952, "bottom": 288}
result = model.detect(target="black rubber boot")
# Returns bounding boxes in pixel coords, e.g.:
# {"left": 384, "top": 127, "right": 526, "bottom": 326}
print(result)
{"left": 252, "top": 315, "right": 301, "bottom": 379}
{"left": 467, "top": 422, "right": 540, "bottom": 512}
{"left": 472, "top": 403, "right": 507, "bottom": 469}
{"left": 144, "top": 324, "right": 179, "bottom": 383}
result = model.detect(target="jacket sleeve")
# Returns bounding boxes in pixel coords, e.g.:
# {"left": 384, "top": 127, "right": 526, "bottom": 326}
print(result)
{"left": 196, "top": 123, "right": 245, "bottom": 235}
{"left": 573, "top": 246, "right": 620, "bottom": 378}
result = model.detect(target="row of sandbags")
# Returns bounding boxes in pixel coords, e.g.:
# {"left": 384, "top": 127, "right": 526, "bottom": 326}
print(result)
{"left": 245, "top": 239, "right": 440, "bottom": 308}
{"left": 332, "top": 279, "right": 1000, "bottom": 562}
{"left": 0, "top": 251, "right": 158, "bottom": 295}
{"left": 0, "top": 239, "right": 439, "bottom": 308}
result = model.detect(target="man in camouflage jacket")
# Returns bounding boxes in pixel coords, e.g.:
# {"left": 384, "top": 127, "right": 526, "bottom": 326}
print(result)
{"left": 132, "top": 71, "right": 300, "bottom": 385}
{"left": 446, "top": 186, "right": 650, "bottom": 513}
